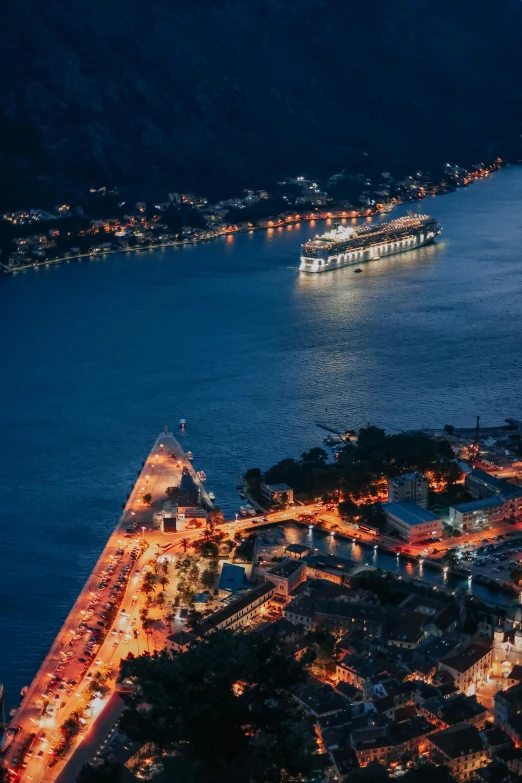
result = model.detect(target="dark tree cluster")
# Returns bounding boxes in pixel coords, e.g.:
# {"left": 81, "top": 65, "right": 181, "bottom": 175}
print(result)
{"left": 258, "top": 428, "right": 461, "bottom": 503}
{"left": 117, "top": 631, "right": 320, "bottom": 783}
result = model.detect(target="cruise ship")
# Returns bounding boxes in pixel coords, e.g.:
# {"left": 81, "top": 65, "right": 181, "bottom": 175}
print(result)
{"left": 299, "top": 213, "right": 441, "bottom": 273}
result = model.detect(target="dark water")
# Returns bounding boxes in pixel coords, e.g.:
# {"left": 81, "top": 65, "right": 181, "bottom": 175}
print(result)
{"left": 274, "top": 523, "right": 512, "bottom": 607}
{"left": 2, "top": 167, "right": 522, "bottom": 707}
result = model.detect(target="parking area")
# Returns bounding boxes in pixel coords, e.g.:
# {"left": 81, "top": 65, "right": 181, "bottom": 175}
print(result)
{"left": 455, "top": 531, "right": 522, "bottom": 584}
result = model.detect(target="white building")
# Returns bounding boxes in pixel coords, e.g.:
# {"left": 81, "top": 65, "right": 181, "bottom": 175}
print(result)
{"left": 382, "top": 501, "right": 442, "bottom": 545}
{"left": 449, "top": 497, "right": 505, "bottom": 532}
{"left": 388, "top": 472, "right": 429, "bottom": 508}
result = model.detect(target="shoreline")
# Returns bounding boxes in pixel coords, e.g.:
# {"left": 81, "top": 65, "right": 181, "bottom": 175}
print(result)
{"left": 247, "top": 518, "right": 518, "bottom": 607}
{"left": 2, "top": 430, "right": 210, "bottom": 780}
{"left": 1, "top": 162, "right": 505, "bottom": 277}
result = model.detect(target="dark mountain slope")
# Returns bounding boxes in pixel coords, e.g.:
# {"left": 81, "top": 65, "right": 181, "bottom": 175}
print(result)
{"left": 1, "top": 0, "right": 522, "bottom": 206}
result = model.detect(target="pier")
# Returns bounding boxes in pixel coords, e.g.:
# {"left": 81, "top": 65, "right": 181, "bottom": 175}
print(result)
{"left": 163, "top": 432, "right": 214, "bottom": 510}
{"left": 2, "top": 429, "right": 213, "bottom": 783}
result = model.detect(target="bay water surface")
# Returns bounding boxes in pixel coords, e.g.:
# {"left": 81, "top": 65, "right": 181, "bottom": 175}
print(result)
{"left": 2, "top": 167, "right": 522, "bottom": 707}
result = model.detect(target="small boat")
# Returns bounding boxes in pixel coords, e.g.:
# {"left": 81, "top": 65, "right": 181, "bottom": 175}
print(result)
{"left": 208, "top": 491, "right": 216, "bottom": 501}
{"left": 324, "top": 434, "right": 342, "bottom": 445}
{"left": 246, "top": 505, "right": 256, "bottom": 516}
{"left": 0, "top": 729, "right": 15, "bottom": 753}
{"left": 186, "top": 451, "right": 193, "bottom": 461}
{"left": 354, "top": 268, "right": 362, "bottom": 273}
{"left": 239, "top": 491, "right": 247, "bottom": 499}
{"left": 179, "top": 418, "right": 186, "bottom": 429}
{"left": 239, "top": 506, "right": 249, "bottom": 517}
{"left": 198, "top": 471, "right": 207, "bottom": 481}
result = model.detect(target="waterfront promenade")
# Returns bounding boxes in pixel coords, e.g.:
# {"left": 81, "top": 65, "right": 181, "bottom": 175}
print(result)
{"left": 2, "top": 429, "right": 209, "bottom": 783}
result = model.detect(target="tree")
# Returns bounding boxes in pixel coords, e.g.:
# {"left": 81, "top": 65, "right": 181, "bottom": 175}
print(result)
{"left": 308, "top": 631, "right": 337, "bottom": 678}
{"left": 359, "top": 502, "right": 386, "bottom": 530}
{"left": 444, "top": 548, "right": 460, "bottom": 567}
{"left": 165, "top": 611, "right": 176, "bottom": 631}
{"left": 105, "top": 604, "right": 119, "bottom": 627}
{"left": 187, "top": 608, "right": 202, "bottom": 627}
{"left": 140, "top": 580, "right": 155, "bottom": 597}
{"left": 177, "top": 557, "right": 200, "bottom": 605}
{"left": 156, "top": 591, "right": 165, "bottom": 608}
{"left": 402, "top": 763, "right": 456, "bottom": 783}
{"left": 144, "top": 570, "right": 157, "bottom": 590}
{"left": 77, "top": 760, "right": 124, "bottom": 783}
{"left": 356, "top": 425, "right": 386, "bottom": 450}
{"left": 179, "top": 537, "right": 190, "bottom": 553}
{"left": 279, "top": 491, "right": 290, "bottom": 508}
{"left": 235, "top": 534, "right": 256, "bottom": 562}
{"left": 142, "top": 492, "right": 152, "bottom": 504}
{"left": 346, "top": 762, "right": 390, "bottom": 783}
{"left": 166, "top": 486, "right": 180, "bottom": 503}
{"left": 142, "top": 618, "right": 155, "bottom": 652}
{"left": 444, "top": 424, "right": 455, "bottom": 435}
{"left": 61, "top": 715, "right": 81, "bottom": 739}
{"left": 301, "top": 447, "right": 328, "bottom": 464}
{"left": 208, "top": 508, "right": 225, "bottom": 526}
{"left": 220, "top": 538, "right": 236, "bottom": 554}
{"left": 200, "top": 540, "right": 219, "bottom": 559}
{"left": 119, "top": 632, "right": 318, "bottom": 783}
{"left": 244, "top": 467, "right": 261, "bottom": 483}
{"left": 338, "top": 497, "right": 359, "bottom": 520}
{"left": 201, "top": 568, "right": 216, "bottom": 589}
{"left": 158, "top": 574, "right": 170, "bottom": 591}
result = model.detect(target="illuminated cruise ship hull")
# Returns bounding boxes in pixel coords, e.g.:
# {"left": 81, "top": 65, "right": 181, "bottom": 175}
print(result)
{"left": 299, "top": 218, "right": 441, "bottom": 273}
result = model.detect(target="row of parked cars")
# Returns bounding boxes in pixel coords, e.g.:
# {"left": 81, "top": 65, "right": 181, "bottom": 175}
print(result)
{"left": 464, "top": 533, "right": 522, "bottom": 573}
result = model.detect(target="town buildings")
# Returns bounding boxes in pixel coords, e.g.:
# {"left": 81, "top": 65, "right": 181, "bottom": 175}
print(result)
{"left": 427, "top": 723, "right": 488, "bottom": 780}
{"left": 260, "top": 482, "right": 294, "bottom": 506}
{"left": 166, "top": 581, "right": 275, "bottom": 651}
{"left": 161, "top": 539, "right": 522, "bottom": 783}
{"left": 438, "top": 639, "right": 493, "bottom": 695}
{"left": 494, "top": 682, "right": 522, "bottom": 733}
{"left": 388, "top": 472, "right": 429, "bottom": 508}
{"left": 265, "top": 558, "right": 308, "bottom": 598}
{"left": 382, "top": 501, "right": 443, "bottom": 544}
{"left": 465, "top": 469, "right": 522, "bottom": 519}
{"left": 449, "top": 498, "right": 506, "bottom": 532}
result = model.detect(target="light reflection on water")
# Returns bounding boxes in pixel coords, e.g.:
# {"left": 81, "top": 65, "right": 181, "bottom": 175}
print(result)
{"left": 273, "top": 523, "right": 510, "bottom": 606}
{"left": 2, "top": 167, "right": 522, "bottom": 707}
